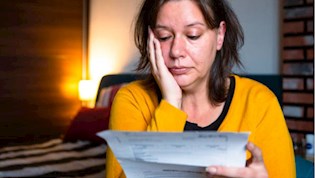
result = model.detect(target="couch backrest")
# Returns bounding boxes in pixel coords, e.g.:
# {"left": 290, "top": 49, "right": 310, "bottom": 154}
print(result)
{"left": 245, "top": 74, "right": 283, "bottom": 106}
{"left": 95, "top": 74, "right": 147, "bottom": 105}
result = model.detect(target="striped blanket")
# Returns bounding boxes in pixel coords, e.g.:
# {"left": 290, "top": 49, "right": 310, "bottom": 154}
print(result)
{"left": 0, "top": 139, "right": 107, "bottom": 178}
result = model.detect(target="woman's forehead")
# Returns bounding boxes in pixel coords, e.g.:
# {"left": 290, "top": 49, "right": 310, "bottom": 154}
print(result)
{"left": 156, "top": 0, "right": 206, "bottom": 25}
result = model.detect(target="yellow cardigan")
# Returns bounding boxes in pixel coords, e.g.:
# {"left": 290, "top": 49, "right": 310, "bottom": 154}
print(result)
{"left": 106, "top": 75, "right": 296, "bottom": 178}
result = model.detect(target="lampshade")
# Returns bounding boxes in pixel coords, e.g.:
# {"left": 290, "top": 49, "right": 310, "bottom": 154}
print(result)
{"left": 78, "top": 80, "right": 97, "bottom": 101}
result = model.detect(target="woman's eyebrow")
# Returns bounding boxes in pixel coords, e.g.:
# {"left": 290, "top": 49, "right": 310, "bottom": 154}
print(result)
{"left": 155, "top": 25, "right": 171, "bottom": 31}
{"left": 186, "top": 22, "right": 205, "bottom": 27}
{"left": 155, "top": 22, "right": 205, "bottom": 29}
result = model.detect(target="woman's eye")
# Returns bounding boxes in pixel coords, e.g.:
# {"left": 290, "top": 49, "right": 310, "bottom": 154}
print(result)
{"left": 158, "top": 36, "right": 171, "bottom": 42}
{"left": 187, "top": 35, "right": 200, "bottom": 40}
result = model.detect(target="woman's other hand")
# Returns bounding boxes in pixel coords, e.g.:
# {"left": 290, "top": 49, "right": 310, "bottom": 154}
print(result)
{"left": 205, "top": 142, "right": 268, "bottom": 178}
{"left": 148, "top": 27, "right": 182, "bottom": 108}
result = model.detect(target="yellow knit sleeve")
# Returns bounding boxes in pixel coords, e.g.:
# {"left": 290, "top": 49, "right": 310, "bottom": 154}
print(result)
{"left": 250, "top": 91, "right": 296, "bottom": 178}
{"left": 238, "top": 81, "right": 296, "bottom": 178}
{"left": 148, "top": 100, "right": 187, "bottom": 131}
{"left": 221, "top": 76, "right": 296, "bottom": 178}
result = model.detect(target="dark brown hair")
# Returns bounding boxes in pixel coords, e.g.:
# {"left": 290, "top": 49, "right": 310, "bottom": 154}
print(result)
{"left": 134, "top": 0, "right": 244, "bottom": 105}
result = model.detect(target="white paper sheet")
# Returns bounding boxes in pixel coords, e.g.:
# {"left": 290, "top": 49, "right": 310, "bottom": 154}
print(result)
{"left": 97, "top": 131, "right": 249, "bottom": 178}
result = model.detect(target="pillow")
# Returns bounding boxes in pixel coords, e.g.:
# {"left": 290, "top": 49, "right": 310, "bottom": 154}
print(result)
{"left": 96, "top": 83, "right": 126, "bottom": 108}
{"left": 63, "top": 107, "right": 110, "bottom": 144}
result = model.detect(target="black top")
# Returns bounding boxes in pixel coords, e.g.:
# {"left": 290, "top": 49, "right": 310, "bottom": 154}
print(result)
{"left": 184, "top": 76, "right": 235, "bottom": 131}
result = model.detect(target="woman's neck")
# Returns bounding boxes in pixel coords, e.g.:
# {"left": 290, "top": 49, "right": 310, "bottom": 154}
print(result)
{"left": 181, "top": 77, "right": 230, "bottom": 127}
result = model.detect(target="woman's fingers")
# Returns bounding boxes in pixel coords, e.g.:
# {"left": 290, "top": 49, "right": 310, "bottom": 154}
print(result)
{"left": 149, "top": 27, "right": 168, "bottom": 77}
{"left": 247, "top": 142, "right": 264, "bottom": 164}
{"left": 206, "top": 165, "right": 247, "bottom": 177}
{"left": 206, "top": 165, "right": 267, "bottom": 178}
{"left": 148, "top": 27, "right": 157, "bottom": 73}
{"left": 153, "top": 36, "right": 168, "bottom": 74}
{"left": 205, "top": 142, "right": 268, "bottom": 178}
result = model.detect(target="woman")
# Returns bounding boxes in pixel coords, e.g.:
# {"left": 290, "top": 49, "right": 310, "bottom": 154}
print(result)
{"left": 106, "top": 0, "right": 296, "bottom": 177}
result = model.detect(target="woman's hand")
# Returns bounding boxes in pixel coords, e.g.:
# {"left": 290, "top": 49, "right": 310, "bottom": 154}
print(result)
{"left": 148, "top": 27, "right": 182, "bottom": 108}
{"left": 205, "top": 142, "right": 268, "bottom": 178}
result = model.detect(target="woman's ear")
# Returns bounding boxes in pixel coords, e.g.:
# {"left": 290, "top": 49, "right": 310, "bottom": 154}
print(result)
{"left": 216, "top": 21, "right": 226, "bottom": 50}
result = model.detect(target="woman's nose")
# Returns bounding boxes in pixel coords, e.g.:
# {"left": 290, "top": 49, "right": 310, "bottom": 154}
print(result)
{"left": 170, "top": 36, "right": 185, "bottom": 59}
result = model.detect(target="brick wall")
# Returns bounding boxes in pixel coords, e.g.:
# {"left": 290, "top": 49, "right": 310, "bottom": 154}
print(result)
{"left": 281, "top": 0, "right": 314, "bottom": 152}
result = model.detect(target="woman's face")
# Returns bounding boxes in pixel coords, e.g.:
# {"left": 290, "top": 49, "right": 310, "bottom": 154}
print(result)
{"left": 154, "top": 0, "right": 225, "bottom": 90}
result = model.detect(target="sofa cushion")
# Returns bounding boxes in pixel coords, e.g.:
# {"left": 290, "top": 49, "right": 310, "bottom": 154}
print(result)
{"left": 63, "top": 107, "right": 110, "bottom": 144}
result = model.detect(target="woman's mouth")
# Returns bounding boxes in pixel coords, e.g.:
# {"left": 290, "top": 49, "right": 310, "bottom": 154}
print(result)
{"left": 169, "top": 67, "right": 190, "bottom": 75}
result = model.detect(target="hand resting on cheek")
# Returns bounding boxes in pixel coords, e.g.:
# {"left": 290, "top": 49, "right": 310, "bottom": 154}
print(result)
{"left": 148, "top": 27, "right": 182, "bottom": 109}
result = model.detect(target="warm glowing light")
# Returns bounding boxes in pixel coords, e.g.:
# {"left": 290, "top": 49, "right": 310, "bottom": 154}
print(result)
{"left": 78, "top": 80, "right": 98, "bottom": 101}
{"left": 59, "top": 56, "right": 81, "bottom": 100}
{"left": 62, "top": 80, "right": 79, "bottom": 99}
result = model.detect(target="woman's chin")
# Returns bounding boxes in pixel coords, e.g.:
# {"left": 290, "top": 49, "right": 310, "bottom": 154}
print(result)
{"left": 174, "top": 76, "right": 192, "bottom": 89}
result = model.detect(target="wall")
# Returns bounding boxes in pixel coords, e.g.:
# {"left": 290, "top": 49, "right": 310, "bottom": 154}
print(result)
{"left": 88, "top": 0, "right": 142, "bottom": 83}
{"left": 281, "top": 0, "right": 314, "bottom": 153}
{"left": 228, "top": 0, "right": 280, "bottom": 74}
{"left": 0, "top": 0, "right": 83, "bottom": 146}
{"left": 89, "top": 0, "right": 281, "bottom": 82}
